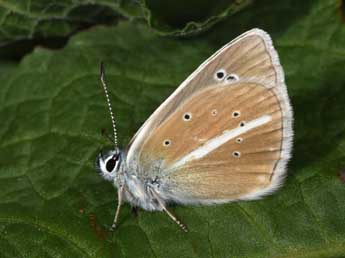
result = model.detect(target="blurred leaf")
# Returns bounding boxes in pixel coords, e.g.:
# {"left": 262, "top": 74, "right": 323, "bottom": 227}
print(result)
{"left": 0, "top": 0, "right": 253, "bottom": 60}
{"left": 1, "top": 0, "right": 345, "bottom": 257}
{"left": 142, "top": 0, "right": 253, "bottom": 36}
{"left": 0, "top": 0, "right": 253, "bottom": 50}
{"left": 0, "top": 0, "right": 142, "bottom": 49}
{"left": 0, "top": 0, "right": 143, "bottom": 41}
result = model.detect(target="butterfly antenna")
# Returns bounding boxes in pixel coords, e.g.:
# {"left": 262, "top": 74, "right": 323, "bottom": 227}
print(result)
{"left": 100, "top": 62, "right": 118, "bottom": 150}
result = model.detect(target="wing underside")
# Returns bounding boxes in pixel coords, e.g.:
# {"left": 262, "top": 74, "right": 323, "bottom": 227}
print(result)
{"left": 126, "top": 29, "right": 287, "bottom": 163}
{"left": 140, "top": 82, "right": 291, "bottom": 203}
{"left": 126, "top": 29, "right": 293, "bottom": 203}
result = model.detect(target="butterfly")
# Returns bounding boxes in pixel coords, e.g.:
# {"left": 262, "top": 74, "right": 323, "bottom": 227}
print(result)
{"left": 96, "top": 28, "right": 293, "bottom": 232}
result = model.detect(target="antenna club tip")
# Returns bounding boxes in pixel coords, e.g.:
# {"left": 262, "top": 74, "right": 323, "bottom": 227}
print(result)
{"left": 100, "top": 61, "right": 105, "bottom": 76}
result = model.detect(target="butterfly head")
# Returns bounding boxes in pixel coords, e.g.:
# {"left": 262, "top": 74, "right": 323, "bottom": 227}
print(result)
{"left": 96, "top": 149, "right": 122, "bottom": 181}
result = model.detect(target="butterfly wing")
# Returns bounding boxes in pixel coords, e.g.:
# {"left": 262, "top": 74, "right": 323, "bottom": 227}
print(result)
{"left": 126, "top": 28, "right": 285, "bottom": 163}
{"left": 126, "top": 29, "right": 292, "bottom": 203}
{"left": 145, "top": 81, "right": 291, "bottom": 203}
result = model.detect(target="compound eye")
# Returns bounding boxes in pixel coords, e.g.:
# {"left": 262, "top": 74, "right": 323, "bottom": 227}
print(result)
{"left": 105, "top": 154, "right": 119, "bottom": 172}
{"left": 105, "top": 159, "right": 116, "bottom": 172}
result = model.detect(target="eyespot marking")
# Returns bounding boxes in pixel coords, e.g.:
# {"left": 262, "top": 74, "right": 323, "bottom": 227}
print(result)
{"left": 163, "top": 139, "right": 171, "bottom": 147}
{"left": 226, "top": 73, "right": 239, "bottom": 82}
{"left": 232, "top": 111, "right": 241, "bottom": 118}
{"left": 211, "top": 109, "right": 218, "bottom": 116}
{"left": 236, "top": 137, "right": 243, "bottom": 143}
{"left": 214, "top": 69, "right": 226, "bottom": 81}
{"left": 183, "top": 112, "right": 192, "bottom": 121}
{"left": 239, "top": 121, "right": 246, "bottom": 127}
{"left": 232, "top": 151, "right": 241, "bottom": 158}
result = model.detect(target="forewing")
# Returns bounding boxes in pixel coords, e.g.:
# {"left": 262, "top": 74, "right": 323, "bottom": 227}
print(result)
{"left": 126, "top": 29, "right": 285, "bottom": 164}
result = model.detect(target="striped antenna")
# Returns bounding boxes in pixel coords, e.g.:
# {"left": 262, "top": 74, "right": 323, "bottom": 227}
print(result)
{"left": 100, "top": 62, "right": 118, "bottom": 150}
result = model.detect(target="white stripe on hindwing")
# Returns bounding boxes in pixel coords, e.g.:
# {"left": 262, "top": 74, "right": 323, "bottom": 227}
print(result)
{"left": 170, "top": 115, "right": 272, "bottom": 169}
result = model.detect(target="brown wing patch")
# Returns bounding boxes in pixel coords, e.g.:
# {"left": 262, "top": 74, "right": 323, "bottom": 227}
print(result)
{"left": 140, "top": 82, "right": 283, "bottom": 201}
{"left": 162, "top": 34, "right": 278, "bottom": 128}
{"left": 127, "top": 30, "right": 281, "bottom": 163}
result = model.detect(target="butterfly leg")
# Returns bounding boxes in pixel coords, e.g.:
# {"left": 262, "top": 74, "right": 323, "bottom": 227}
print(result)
{"left": 111, "top": 185, "right": 124, "bottom": 230}
{"left": 150, "top": 188, "right": 188, "bottom": 232}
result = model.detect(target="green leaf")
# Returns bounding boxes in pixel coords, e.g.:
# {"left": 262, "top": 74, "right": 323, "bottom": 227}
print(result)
{"left": 0, "top": 0, "right": 142, "bottom": 44}
{"left": 0, "top": 0, "right": 252, "bottom": 61}
{"left": 0, "top": 0, "right": 254, "bottom": 49}
{"left": 141, "top": 0, "right": 254, "bottom": 36}
{"left": 1, "top": 0, "right": 345, "bottom": 257}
